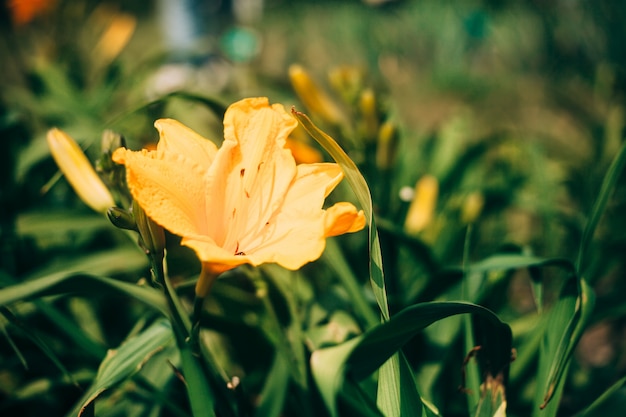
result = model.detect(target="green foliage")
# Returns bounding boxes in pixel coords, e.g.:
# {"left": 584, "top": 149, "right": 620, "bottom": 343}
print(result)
{"left": 3, "top": 1, "right": 626, "bottom": 416}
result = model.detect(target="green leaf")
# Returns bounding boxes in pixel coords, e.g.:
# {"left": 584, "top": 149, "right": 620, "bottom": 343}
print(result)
{"left": 311, "top": 301, "right": 512, "bottom": 417}
{"left": 293, "top": 109, "right": 389, "bottom": 322}
{"left": 376, "top": 353, "right": 426, "bottom": 417}
{"left": 106, "top": 91, "right": 228, "bottom": 127}
{"left": 576, "top": 141, "right": 626, "bottom": 272}
{"left": 178, "top": 340, "right": 217, "bottom": 417}
{"left": 575, "top": 374, "right": 626, "bottom": 417}
{"left": 0, "top": 271, "right": 168, "bottom": 316}
{"left": 253, "top": 353, "right": 291, "bottom": 417}
{"left": 534, "top": 278, "right": 595, "bottom": 415}
{"left": 467, "top": 254, "right": 575, "bottom": 276}
{"left": 294, "top": 110, "right": 408, "bottom": 415}
{"left": 72, "top": 319, "right": 175, "bottom": 416}
{"left": 460, "top": 253, "right": 593, "bottom": 414}
{"left": 1, "top": 306, "right": 76, "bottom": 385}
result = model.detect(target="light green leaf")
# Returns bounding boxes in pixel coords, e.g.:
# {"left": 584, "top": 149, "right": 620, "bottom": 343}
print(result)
{"left": 311, "top": 301, "right": 512, "bottom": 417}
{"left": 72, "top": 319, "right": 175, "bottom": 416}
{"left": 293, "top": 109, "right": 389, "bottom": 322}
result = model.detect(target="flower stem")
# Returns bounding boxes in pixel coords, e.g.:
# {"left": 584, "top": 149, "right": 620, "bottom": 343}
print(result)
{"left": 149, "top": 255, "right": 237, "bottom": 417}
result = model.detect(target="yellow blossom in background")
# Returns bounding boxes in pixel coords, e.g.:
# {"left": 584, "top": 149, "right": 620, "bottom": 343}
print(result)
{"left": 46, "top": 128, "right": 116, "bottom": 213}
{"left": 113, "top": 97, "right": 365, "bottom": 296}
{"left": 289, "top": 64, "right": 347, "bottom": 125}
{"left": 404, "top": 174, "right": 439, "bottom": 235}
{"left": 461, "top": 191, "right": 484, "bottom": 224}
{"left": 94, "top": 12, "right": 136, "bottom": 64}
{"left": 285, "top": 137, "right": 324, "bottom": 164}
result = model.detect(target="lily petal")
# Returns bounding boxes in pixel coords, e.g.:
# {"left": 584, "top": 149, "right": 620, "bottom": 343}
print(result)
{"left": 112, "top": 147, "right": 208, "bottom": 238}
{"left": 244, "top": 163, "right": 345, "bottom": 269}
{"left": 155, "top": 118, "right": 219, "bottom": 167}
{"left": 207, "top": 98, "right": 298, "bottom": 252}
{"left": 324, "top": 202, "right": 366, "bottom": 237}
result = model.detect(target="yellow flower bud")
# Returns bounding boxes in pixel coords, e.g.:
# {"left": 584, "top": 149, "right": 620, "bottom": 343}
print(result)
{"left": 375, "top": 121, "right": 399, "bottom": 170}
{"left": 328, "top": 66, "right": 363, "bottom": 102}
{"left": 359, "top": 88, "right": 379, "bottom": 141}
{"left": 461, "top": 192, "right": 484, "bottom": 224}
{"left": 94, "top": 13, "right": 136, "bottom": 64}
{"left": 404, "top": 175, "right": 439, "bottom": 235}
{"left": 47, "top": 128, "right": 115, "bottom": 213}
{"left": 289, "top": 64, "right": 346, "bottom": 125}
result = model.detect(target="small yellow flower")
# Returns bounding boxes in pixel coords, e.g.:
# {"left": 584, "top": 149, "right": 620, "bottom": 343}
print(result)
{"left": 47, "top": 128, "right": 115, "bottom": 213}
{"left": 404, "top": 175, "right": 439, "bottom": 235}
{"left": 112, "top": 97, "right": 365, "bottom": 296}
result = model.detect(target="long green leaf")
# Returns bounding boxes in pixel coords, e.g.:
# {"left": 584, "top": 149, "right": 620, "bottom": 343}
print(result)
{"left": 293, "top": 109, "right": 389, "bottom": 322}
{"left": 311, "top": 301, "right": 512, "bottom": 417}
{"left": 0, "top": 271, "right": 168, "bottom": 316}
{"left": 70, "top": 319, "right": 174, "bottom": 417}
{"left": 1, "top": 306, "right": 76, "bottom": 386}
{"left": 534, "top": 278, "right": 595, "bottom": 415}
{"left": 576, "top": 141, "right": 626, "bottom": 272}
{"left": 253, "top": 353, "right": 291, "bottom": 417}
{"left": 293, "top": 109, "right": 403, "bottom": 414}
{"left": 106, "top": 91, "right": 228, "bottom": 128}
{"left": 461, "top": 253, "right": 593, "bottom": 413}
{"left": 575, "top": 374, "right": 626, "bottom": 417}
{"left": 377, "top": 352, "right": 426, "bottom": 417}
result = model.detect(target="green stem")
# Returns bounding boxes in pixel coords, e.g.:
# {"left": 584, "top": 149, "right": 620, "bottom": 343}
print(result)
{"left": 149, "top": 255, "right": 236, "bottom": 417}
{"left": 249, "top": 270, "right": 315, "bottom": 417}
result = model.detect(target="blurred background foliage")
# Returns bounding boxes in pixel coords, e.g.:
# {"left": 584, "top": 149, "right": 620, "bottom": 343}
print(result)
{"left": 2, "top": 0, "right": 626, "bottom": 416}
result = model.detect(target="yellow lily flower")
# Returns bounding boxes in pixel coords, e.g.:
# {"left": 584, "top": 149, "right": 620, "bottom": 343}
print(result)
{"left": 113, "top": 97, "right": 365, "bottom": 297}
{"left": 47, "top": 128, "right": 116, "bottom": 213}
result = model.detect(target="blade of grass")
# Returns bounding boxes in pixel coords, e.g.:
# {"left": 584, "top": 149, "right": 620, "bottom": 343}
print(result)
{"left": 0, "top": 271, "right": 167, "bottom": 316}
{"left": 293, "top": 109, "right": 388, "bottom": 322}
{"left": 534, "top": 278, "right": 595, "bottom": 414}
{"left": 576, "top": 141, "right": 626, "bottom": 272}
{"left": 294, "top": 109, "right": 403, "bottom": 414}
{"left": 106, "top": 91, "right": 228, "bottom": 128}
{"left": 574, "top": 374, "right": 626, "bottom": 417}
{"left": 253, "top": 353, "right": 291, "bottom": 417}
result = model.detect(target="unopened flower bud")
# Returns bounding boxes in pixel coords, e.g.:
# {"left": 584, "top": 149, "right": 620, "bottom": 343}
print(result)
{"left": 461, "top": 192, "right": 484, "bottom": 224}
{"left": 289, "top": 64, "right": 346, "bottom": 125}
{"left": 328, "top": 66, "right": 363, "bottom": 103}
{"left": 94, "top": 13, "right": 136, "bottom": 65}
{"left": 107, "top": 207, "right": 136, "bottom": 231}
{"left": 376, "top": 121, "right": 399, "bottom": 170}
{"left": 46, "top": 128, "right": 115, "bottom": 213}
{"left": 359, "top": 88, "right": 379, "bottom": 142}
{"left": 404, "top": 175, "right": 439, "bottom": 235}
{"left": 132, "top": 200, "right": 165, "bottom": 258}
{"left": 98, "top": 130, "right": 126, "bottom": 172}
